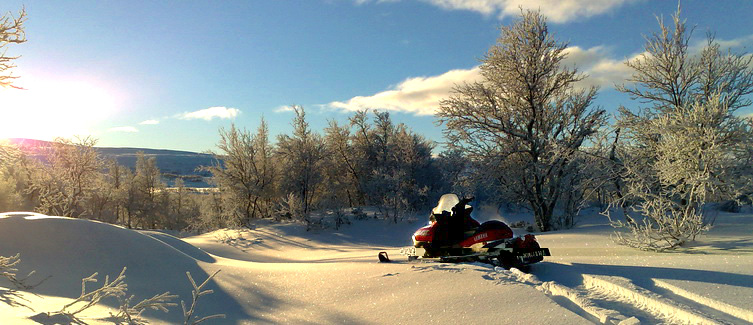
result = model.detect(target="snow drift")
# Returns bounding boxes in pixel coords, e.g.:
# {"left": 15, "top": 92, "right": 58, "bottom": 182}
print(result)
{"left": 0, "top": 212, "right": 243, "bottom": 323}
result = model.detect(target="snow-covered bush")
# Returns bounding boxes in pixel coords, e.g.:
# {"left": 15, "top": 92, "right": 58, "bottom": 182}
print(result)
{"left": 276, "top": 192, "right": 305, "bottom": 222}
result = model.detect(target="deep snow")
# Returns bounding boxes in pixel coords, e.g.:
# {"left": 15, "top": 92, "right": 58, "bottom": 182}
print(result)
{"left": 0, "top": 208, "right": 751, "bottom": 324}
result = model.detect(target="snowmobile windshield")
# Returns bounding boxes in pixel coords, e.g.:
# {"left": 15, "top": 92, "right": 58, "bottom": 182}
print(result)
{"left": 432, "top": 194, "right": 460, "bottom": 215}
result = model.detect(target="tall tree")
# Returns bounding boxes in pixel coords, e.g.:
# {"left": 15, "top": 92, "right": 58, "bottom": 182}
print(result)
{"left": 277, "top": 106, "right": 326, "bottom": 218}
{"left": 437, "top": 10, "right": 606, "bottom": 231}
{"left": 129, "top": 152, "right": 165, "bottom": 228}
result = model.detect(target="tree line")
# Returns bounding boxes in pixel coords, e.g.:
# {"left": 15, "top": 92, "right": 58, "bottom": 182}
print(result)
{"left": 0, "top": 108, "right": 453, "bottom": 232}
{"left": 2, "top": 7, "right": 753, "bottom": 250}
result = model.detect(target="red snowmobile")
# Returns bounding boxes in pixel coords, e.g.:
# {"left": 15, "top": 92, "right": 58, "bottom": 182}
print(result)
{"left": 402, "top": 194, "right": 550, "bottom": 268}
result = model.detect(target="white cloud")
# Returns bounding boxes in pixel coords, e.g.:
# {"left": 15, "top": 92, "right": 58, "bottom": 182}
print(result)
{"left": 358, "top": 0, "right": 640, "bottom": 23}
{"left": 562, "top": 46, "right": 635, "bottom": 89}
{"left": 328, "top": 45, "right": 637, "bottom": 116}
{"left": 274, "top": 105, "right": 295, "bottom": 113}
{"left": 179, "top": 106, "right": 240, "bottom": 121}
{"left": 108, "top": 126, "right": 139, "bottom": 133}
{"left": 139, "top": 119, "right": 159, "bottom": 125}
{"left": 328, "top": 67, "right": 482, "bottom": 116}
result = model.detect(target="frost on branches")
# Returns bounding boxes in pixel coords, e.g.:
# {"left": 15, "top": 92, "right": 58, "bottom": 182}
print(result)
{"left": 609, "top": 6, "right": 753, "bottom": 251}
{"left": 437, "top": 9, "right": 606, "bottom": 231}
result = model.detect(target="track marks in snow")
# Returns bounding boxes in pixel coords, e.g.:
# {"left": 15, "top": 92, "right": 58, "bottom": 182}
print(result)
{"left": 653, "top": 279, "right": 753, "bottom": 324}
{"left": 541, "top": 280, "right": 635, "bottom": 324}
{"left": 409, "top": 261, "right": 753, "bottom": 324}
{"left": 481, "top": 266, "right": 746, "bottom": 324}
{"left": 582, "top": 275, "right": 720, "bottom": 324}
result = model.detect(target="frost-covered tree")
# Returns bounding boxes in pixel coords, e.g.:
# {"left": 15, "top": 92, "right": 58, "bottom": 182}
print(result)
{"left": 0, "top": 142, "right": 25, "bottom": 211}
{"left": 277, "top": 106, "right": 326, "bottom": 220}
{"left": 611, "top": 7, "right": 753, "bottom": 251}
{"left": 320, "top": 111, "right": 437, "bottom": 222}
{"left": 31, "top": 137, "right": 103, "bottom": 218}
{"left": 321, "top": 120, "right": 358, "bottom": 226}
{"left": 437, "top": 10, "right": 606, "bottom": 231}
{"left": 337, "top": 110, "right": 437, "bottom": 221}
{"left": 0, "top": 7, "right": 25, "bottom": 88}
{"left": 208, "top": 120, "right": 277, "bottom": 226}
{"left": 132, "top": 152, "right": 167, "bottom": 228}
{"left": 323, "top": 120, "right": 362, "bottom": 208}
{"left": 376, "top": 119, "right": 435, "bottom": 222}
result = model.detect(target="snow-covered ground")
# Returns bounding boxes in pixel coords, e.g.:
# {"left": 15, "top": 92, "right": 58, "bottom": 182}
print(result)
{"left": 1, "top": 208, "right": 751, "bottom": 324}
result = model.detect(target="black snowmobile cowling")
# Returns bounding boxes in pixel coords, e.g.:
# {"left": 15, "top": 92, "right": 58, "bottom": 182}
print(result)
{"left": 401, "top": 194, "right": 550, "bottom": 268}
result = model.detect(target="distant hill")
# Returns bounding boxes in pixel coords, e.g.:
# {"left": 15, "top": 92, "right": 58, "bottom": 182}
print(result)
{"left": 5, "top": 138, "right": 217, "bottom": 187}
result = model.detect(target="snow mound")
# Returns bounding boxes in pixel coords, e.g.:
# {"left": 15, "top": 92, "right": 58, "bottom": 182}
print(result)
{"left": 0, "top": 213, "right": 240, "bottom": 323}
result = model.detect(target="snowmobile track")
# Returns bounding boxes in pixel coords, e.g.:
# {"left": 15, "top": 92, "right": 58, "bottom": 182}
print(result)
{"left": 537, "top": 273, "right": 753, "bottom": 325}
{"left": 581, "top": 274, "right": 719, "bottom": 324}
{"left": 652, "top": 279, "right": 753, "bottom": 324}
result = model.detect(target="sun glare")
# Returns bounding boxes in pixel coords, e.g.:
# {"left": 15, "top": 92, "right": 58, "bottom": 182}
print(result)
{"left": 0, "top": 75, "right": 120, "bottom": 141}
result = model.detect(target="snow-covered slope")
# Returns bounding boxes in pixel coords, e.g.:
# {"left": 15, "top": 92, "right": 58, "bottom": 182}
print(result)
{"left": 0, "top": 212, "right": 244, "bottom": 323}
{"left": 1, "top": 209, "right": 752, "bottom": 324}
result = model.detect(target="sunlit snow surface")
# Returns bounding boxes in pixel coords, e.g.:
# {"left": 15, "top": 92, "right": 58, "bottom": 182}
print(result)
{"left": 1, "top": 208, "right": 751, "bottom": 324}
{"left": 0, "top": 212, "right": 50, "bottom": 219}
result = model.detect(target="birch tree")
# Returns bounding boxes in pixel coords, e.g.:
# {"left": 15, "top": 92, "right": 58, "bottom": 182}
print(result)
{"left": 276, "top": 106, "right": 326, "bottom": 219}
{"left": 437, "top": 10, "right": 606, "bottom": 231}
{"left": 208, "top": 120, "right": 276, "bottom": 225}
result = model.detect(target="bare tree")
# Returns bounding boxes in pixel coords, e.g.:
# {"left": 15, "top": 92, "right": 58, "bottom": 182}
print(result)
{"left": 611, "top": 6, "right": 753, "bottom": 251}
{"left": 0, "top": 7, "right": 26, "bottom": 88}
{"left": 437, "top": 10, "right": 606, "bottom": 231}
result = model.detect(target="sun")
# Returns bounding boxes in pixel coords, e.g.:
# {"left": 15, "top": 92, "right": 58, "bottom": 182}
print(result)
{"left": 0, "top": 74, "right": 121, "bottom": 141}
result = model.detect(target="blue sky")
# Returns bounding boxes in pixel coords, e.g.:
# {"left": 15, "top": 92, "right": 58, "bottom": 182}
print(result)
{"left": 1, "top": 0, "right": 752, "bottom": 152}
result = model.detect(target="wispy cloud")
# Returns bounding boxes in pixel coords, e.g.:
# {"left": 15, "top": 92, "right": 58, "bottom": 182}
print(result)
{"left": 179, "top": 106, "right": 240, "bottom": 121}
{"left": 108, "top": 126, "right": 139, "bottom": 133}
{"left": 689, "top": 33, "right": 753, "bottom": 54}
{"left": 139, "top": 119, "right": 160, "bottom": 125}
{"left": 356, "top": 0, "right": 640, "bottom": 23}
{"left": 328, "top": 45, "right": 635, "bottom": 115}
